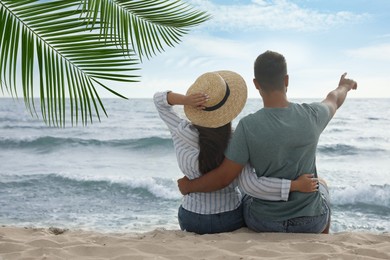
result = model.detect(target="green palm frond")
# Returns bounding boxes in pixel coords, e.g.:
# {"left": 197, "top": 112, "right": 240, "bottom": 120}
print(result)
{"left": 81, "top": 0, "right": 210, "bottom": 60}
{"left": 1, "top": 0, "right": 139, "bottom": 126}
{"left": 0, "top": 0, "right": 209, "bottom": 126}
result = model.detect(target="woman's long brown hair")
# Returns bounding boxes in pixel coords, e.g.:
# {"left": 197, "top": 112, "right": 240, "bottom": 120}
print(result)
{"left": 194, "top": 123, "right": 232, "bottom": 174}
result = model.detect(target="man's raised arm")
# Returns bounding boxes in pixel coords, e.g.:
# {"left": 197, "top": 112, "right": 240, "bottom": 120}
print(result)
{"left": 322, "top": 72, "right": 357, "bottom": 117}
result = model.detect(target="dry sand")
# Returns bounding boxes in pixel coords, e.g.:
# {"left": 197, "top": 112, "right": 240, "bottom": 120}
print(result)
{"left": 0, "top": 226, "right": 389, "bottom": 259}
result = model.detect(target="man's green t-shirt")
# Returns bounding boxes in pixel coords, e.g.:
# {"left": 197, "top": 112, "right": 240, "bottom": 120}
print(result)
{"left": 225, "top": 102, "right": 332, "bottom": 221}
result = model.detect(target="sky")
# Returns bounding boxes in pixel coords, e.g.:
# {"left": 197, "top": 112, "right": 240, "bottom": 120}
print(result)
{"left": 113, "top": 0, "right": 390, "bottom": 99}
{"left": 3, "top": 0, "right": 390, "bottom": 100}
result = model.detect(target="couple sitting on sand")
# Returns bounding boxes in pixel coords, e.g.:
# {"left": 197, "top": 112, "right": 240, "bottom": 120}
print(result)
{"left": 154, "top": 50, "right": 357, "bottom": 235}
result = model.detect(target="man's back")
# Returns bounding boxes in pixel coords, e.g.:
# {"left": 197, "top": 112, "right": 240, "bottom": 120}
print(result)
{"left": 225, "top": 102, "right": 332, "bottom": 221}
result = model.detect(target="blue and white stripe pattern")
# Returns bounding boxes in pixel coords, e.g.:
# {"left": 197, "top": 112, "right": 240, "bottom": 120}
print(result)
{"left": 154, "top": 91, "right": 290, "bottom": 214}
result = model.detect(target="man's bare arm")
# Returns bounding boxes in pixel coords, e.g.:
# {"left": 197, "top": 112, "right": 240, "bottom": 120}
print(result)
{"left": 177, "top": 158, "right": 244, "bottom": 195}
{"left": 177, "top": 159, "right": 320, "bottom": 195}
{"left": 322, "top": 72, "right": 357, "bottom": 117}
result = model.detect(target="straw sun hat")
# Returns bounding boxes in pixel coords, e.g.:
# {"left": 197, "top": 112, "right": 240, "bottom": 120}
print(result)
{"left": 184, "top": 70, "right": 247, "bottom": 128}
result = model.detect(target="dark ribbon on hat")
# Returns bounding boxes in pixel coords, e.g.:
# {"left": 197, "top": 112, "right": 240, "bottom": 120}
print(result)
{"left": 203, "top": 82, "right": 230, "bottom": 112}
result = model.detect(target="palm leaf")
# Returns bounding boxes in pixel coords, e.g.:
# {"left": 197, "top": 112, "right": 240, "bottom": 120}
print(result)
{"left": 81, "top": 0, "right": 210, "bottom": 60}
{"left": 0, "top": 0, "right": 210, "bottom": 126}
{"left": 1, "top": 0, "right": 140, "bottom": 126}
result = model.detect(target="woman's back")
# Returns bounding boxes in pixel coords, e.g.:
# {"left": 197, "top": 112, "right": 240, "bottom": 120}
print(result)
{"left": 154, "top": 91, "right": 241, "bottom": 215}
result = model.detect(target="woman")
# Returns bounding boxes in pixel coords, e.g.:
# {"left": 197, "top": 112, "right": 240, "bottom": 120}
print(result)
{"left": 154, "top": 71, "right": 312, "bottom": 234}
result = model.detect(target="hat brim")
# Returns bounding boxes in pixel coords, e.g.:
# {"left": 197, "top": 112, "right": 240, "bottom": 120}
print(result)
{"left": 184, "top": 70, "right": 247, "bottom": 128}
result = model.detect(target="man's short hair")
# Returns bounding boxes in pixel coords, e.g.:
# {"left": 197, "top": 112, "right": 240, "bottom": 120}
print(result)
{"left": 254, "top": 50, "right": 287, "bottom": 92}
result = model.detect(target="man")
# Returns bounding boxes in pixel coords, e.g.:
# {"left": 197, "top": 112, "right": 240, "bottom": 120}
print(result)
{"left": 178, "top": 50, "right": 357, "bottom": 233}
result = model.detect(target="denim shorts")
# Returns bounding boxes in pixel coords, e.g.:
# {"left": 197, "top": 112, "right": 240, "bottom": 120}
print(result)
{"left": 178, "top": 205, "right": 245, "bottom": 235}
{"left": 243, "top": 183, "right": 331, "bottom": 233}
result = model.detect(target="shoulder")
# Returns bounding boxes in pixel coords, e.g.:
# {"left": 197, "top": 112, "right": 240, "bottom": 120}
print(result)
{"left": 240, "top": 109, "right": 263, "bottom": 124}
{"left": 176, "top": 120, "right": 200, "bottom": 144}
{"left": 307, "top": 102, "right": 331, "bottom": 117}
{"left": 300, "top": 102, "right": 332, "bottom": 128}
{"left": 295, "top": 102, "right": 330, "bottom": 117}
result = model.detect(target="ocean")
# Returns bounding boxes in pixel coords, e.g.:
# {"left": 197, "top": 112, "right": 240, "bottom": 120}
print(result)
{"left": 0, "top": 98, "right": 389, "bottom": 234}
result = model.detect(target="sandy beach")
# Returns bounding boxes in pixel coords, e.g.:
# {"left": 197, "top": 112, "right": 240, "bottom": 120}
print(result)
{"left": 0, "top": 226, "right": 389, "bottom": 260}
